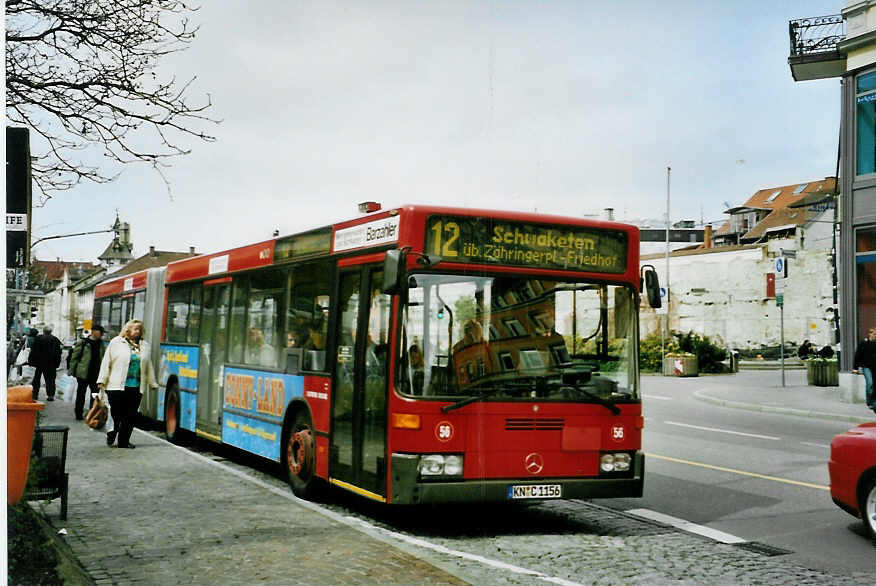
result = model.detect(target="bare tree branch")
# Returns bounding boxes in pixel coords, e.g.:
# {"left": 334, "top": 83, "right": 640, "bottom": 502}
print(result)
{"left": 5, "top": 0, "right": 218, "bottom": 200}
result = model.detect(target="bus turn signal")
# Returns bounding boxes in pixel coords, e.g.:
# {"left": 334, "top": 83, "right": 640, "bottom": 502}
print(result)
{"left": 392, "top": 413, "right": 421, "bottom": 429}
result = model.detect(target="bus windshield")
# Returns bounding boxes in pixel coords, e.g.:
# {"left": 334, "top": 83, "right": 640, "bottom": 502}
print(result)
{"left": 397, "top": 273, "right": 638, "bottom": 404}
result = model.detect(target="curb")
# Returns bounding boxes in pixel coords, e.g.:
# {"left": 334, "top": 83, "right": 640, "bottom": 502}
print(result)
{"left": 692, "top": 389, "right": 873, "bottom": 425}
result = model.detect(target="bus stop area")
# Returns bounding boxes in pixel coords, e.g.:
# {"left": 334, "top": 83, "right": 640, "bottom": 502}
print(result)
{"left": 23, "top": 397, "right": 466, "bottom": 586}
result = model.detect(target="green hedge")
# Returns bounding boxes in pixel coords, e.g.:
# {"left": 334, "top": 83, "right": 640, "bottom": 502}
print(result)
{"left": 640, "top": 330, "right": 728, "bottom": 373}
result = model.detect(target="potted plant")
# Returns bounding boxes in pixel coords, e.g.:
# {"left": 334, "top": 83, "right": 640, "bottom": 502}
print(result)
{"left": 805, "top": 357, "right": 839, "bottom": 387}
{"left": 664, "top": 352, "right": 698, "bottom": 377}
{"left": 7, "top": 385, "right": 44, "bottom": 504}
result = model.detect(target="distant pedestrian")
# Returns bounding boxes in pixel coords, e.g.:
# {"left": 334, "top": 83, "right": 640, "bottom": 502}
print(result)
{"left": 69, "top": 325, "right": 106, "bottom": 421}
{"left": 853, "top": 327, "right": 876, "bottom": 412}
{"left": 817, "top": 345, "right": 835, "bottom": 359}
{"left": 29, "top": 325, "right": 62, "bottom": 401}
{"left": 797, "top": 340, "right": 815, "bottom": 360}
{"left": 97, "top": 319, "right": 158, "bottom": 449}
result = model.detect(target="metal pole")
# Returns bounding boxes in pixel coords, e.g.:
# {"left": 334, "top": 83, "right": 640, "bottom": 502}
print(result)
{"left": 665, "top": 166, "right": 671, "bottom": 340}
{"left": 781, "top": 303, "right": 785, "bottom": 387}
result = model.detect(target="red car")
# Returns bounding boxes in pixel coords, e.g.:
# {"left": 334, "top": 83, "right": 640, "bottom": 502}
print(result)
{"left": 829, "top": 422, "right": 876, "bottom": 541}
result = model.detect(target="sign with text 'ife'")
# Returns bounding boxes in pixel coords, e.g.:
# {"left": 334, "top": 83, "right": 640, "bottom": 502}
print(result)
{"left": 6, "top": 128, "right": 31, "bottom": 268}
{"left": 425, "top": 215, "right": 628, "bottom": 274}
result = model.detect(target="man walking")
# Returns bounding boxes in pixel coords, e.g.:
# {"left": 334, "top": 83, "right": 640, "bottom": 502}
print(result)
{"left": 29, "top": 325, "right": 62, "bottom": 401}
{"left": 853, "top": 327, "right": 876, "bottom": 414}
{"left": 69, "top": 325, "right": 106, "bottom": 420}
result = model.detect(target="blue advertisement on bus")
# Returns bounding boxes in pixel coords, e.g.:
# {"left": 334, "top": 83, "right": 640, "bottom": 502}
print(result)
{"left": 158, "top": 344, "right": 200, "bottom": 430}
{"left": 221, "top": 366, "right": 305, "bottom": 461}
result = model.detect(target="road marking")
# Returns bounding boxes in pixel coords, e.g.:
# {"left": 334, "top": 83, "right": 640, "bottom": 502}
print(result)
{"left": 663, "top": 420, "right": 781, "bottom": 441}
{"left": 800, "top": 442, "right": 831, "bottom": 449}
{"left": 136, "top": 428, "right": 585, "bottom": 586}
{"left": 647, "top": 453, "right": 830, "bottom": 491}
{"left": 625, "top": 508, "right": 746, "bottom": 544}
{"left": 642, "top": 394, "right": 672, "bottom": 401}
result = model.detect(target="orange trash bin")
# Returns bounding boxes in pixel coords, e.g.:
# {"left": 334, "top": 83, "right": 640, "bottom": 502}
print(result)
{"left": 7, "top": 385, "right": 45, "bottom": 504}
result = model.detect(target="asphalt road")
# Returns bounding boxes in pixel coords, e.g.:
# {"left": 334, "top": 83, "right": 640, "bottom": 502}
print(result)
{"left": 133, "top": 369, "right": 874, "bottom": 583}
{"left": 601, "top": 372, "right": 876, "bottom": 577}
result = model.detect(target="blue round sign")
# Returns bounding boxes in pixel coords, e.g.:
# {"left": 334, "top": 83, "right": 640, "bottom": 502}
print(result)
{"left": 776, "top": 258, "right": 784, "bottom": 273}
{"left": 660, "top": 287, "right": 667, "bottom": 298}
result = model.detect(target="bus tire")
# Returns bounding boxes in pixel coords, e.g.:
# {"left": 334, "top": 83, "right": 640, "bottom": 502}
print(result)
{"left": 283, "top": 408, "right": 318, "bottom": 499}
{"left": 165, "top": 384, "right": 185, "bottom": 444}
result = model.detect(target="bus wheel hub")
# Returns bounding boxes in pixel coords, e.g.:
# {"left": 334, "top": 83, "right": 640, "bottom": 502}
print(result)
{"left": 289, "top": 429, "right": 313, "bottom": 476}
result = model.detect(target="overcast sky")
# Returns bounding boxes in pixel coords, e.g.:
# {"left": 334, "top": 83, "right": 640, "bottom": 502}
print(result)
{"left": 29, "top": 0, "right": 842, "bottom": 262}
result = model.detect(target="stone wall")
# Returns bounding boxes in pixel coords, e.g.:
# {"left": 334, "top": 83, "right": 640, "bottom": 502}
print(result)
{"left": 640, "top": 239, "right": 835, "bottom": 351}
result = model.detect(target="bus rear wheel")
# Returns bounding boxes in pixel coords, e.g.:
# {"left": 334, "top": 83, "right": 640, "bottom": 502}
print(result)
{"left": 283, "top": 410, "right": 317, "bottom": 499}
{"left": 165, "top": 385, "right": 184, "bottom": 444}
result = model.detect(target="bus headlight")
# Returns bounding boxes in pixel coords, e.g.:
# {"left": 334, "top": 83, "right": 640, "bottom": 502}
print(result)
{"left": 600, "top": 452, "right": 632, "bottom": 473}
{"left": 418, "top": 454, "right": 464, "bottom": 478}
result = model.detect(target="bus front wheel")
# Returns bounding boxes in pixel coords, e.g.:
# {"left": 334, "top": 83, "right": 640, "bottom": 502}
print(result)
{"left": 283, "top": 409, "right": 317, "bottom": 499}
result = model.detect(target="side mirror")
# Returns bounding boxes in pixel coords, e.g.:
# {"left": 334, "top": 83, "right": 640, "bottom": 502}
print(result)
{"left": 382, "top": 249, "right": 404, "bottom": 294}
{"left": 643, "top": 268, "right": 661, "bottom": 309}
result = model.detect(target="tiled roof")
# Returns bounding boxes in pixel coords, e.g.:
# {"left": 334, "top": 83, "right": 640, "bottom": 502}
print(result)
{"left": 739, "top": 177, "right": 836, "bottom": 212}
{"left": 721, "top": 177, "right": 836, "bottom": 241}
{"left": 32, "top": 260, "right": 101, "bottom": 281}
{"left": 104, "top": 250, "right": 197, "bottom": 278}
{"left": 741, "top": 207, "right": 808, "bottom": 240}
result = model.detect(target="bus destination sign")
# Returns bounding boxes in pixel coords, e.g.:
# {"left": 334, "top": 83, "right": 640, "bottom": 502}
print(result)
{"left": 425, "top": 215, "right": 627, "bottom": 274}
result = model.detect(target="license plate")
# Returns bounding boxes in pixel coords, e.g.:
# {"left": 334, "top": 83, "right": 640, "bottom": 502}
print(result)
{"left": 507, "top": 484, "right": 562, "bottom": 500}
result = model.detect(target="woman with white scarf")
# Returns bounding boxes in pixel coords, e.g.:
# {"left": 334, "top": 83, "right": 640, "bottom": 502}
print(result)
{"left": 97, "top": 319, "right": 158, "bottom": 448}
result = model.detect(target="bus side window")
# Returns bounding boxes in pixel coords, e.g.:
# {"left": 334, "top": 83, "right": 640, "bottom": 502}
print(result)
{"left": 165, "top": 284, "right": 191, "bottom": 343}
{"left": 227, "top": 276, "right": 248, "bottom": 364}
{"left": 290, "top": 261, "right": 331, "bottom": 371}
{"left": 134, "top": 291, "right": 146, "bottom": 321}
{"left": 187, "top": 284, "right": 202, "bottom": 344}
{"left": 246, "top": 269, "right": 283, "bottom": 368}
{"left": 109, "top": 298, "right": 122, "bottom": 338}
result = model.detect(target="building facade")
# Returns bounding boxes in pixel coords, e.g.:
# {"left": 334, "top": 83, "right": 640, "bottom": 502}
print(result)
{"left": 789, "top": 2, "right": 876, "bottom": 378}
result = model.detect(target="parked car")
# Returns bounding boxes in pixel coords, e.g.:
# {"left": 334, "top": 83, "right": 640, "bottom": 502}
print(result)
{"left": 829, "top": 422, "right": 876, "bottom": 541}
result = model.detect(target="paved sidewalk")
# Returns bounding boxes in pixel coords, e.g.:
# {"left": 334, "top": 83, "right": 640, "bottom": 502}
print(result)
{"left": 683, "top": 370, "right": 875, "bottom": 425}
{"left": 27, "top": 396, "right": 467, "bottom": 586}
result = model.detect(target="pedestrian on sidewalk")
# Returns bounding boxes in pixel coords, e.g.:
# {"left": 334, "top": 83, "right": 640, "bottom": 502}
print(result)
{"left": 797, "top": 340, "right": 815, "bottom": 359}
{"left": 69, "top": 325, "right": 106, "bottom": 421}
{"left": 97, "top": 319, "right": 158, "bottom": 449}
{"left": 29, "top": 325, "right": 62, "bottom": 401}
{"left": 853, "top": 327, "right": 876, "bottom": 413}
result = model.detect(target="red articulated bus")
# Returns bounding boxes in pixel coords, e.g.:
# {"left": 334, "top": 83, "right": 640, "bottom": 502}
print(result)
{"left": 109, "top": 205, "right": 661, "bottom": 504}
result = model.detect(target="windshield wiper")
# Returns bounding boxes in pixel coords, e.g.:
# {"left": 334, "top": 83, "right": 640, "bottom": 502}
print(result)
{"left": 566, "top": 383, "right": 621, "bottom": 415}
{"left": 441, "top": 385, "right": 509, "bottom": 413}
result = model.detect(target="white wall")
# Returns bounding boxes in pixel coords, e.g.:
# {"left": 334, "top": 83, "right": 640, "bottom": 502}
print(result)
{"left": 640, "top": 242, "right": 835, "bottom": 351}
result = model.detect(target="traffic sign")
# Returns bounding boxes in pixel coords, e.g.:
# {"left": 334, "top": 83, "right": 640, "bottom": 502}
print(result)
{"left": 776, "top": 293, "right": 783, "bottom": 307}
{"left": 775, "top": 257, "right": 787, "bottom": 279}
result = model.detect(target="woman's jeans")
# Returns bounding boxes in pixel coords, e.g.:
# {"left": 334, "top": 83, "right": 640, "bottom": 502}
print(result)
{"left": 863, "top": 367, "right": 873, "bottom": 407}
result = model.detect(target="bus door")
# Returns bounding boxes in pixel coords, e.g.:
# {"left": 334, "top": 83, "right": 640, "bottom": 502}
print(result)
{"left": 196, "top": 282, "right": 230, "bottom": 439}
{"left": 331, "top": 266, "right": 390, "bottom": 498}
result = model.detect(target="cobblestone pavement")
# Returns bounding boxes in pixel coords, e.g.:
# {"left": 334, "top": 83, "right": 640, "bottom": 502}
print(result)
{"left": 26, "top": 379, "right": 875, "bottom": 586}
{"left": 31, "top": 398, "right": 465, "bottom": 585}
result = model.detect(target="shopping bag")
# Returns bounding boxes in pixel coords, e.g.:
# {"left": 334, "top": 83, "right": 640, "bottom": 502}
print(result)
{"left": 60, "top": 375, "right": 77, "bottom": 403}
{"left": 85, "top": 397, "right": 108, "bottom": 430}
{"left": 14, "top": 347, "right": 29, "bottom": 366}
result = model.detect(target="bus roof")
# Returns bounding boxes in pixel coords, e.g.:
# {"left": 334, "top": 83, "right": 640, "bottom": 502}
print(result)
{"left": 163, "top": 205, "right": 641, "bottom": 285}
{"left": 94, "top": 269, "right": 150, "bottom": 299}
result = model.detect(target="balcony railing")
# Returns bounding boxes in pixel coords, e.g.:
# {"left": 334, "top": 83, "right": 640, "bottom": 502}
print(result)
{"left": 789, "top": 15, "right": 845, "bottom": 57}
